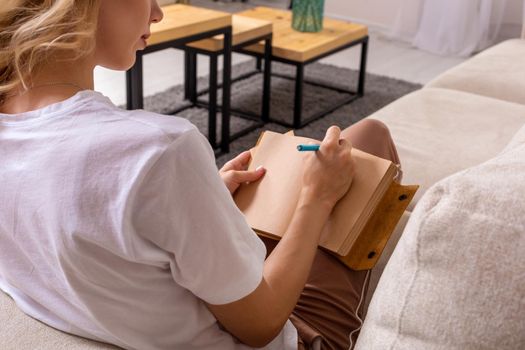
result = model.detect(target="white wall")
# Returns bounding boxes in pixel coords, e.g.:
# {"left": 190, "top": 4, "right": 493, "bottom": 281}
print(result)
{"left": 325, "top": 0, "right": 524, "bottom": 37}
{"left": 325, "top": 0, "right": 403, "bottom": 30}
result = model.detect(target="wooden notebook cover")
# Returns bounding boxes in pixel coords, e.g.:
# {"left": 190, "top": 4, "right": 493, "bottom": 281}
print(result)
{"left": 332, "top": 181, "right": 418, "bottom": 270}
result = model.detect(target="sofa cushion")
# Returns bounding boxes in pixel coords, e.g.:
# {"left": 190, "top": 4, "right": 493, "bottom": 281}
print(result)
{"left": 426, "top": 39, "right": 525, "bottom": 105}
{"left": 0, "top": 291, "right": 118, "bottom": 350}
{"left": 369, "top": 88, "right": 525, "bottom": 210}
{"left": 355, "top": 139, "right": 525, "bottom": 350}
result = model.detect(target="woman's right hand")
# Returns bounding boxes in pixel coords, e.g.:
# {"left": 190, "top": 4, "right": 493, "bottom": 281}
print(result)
{"left": 300, "top": 126, "right": 355, "bottom": 211}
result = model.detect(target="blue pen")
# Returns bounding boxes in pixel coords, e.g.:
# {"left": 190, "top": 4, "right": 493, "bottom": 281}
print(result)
{"left": 297, "top": 144, "right": 320, "bottom": 152}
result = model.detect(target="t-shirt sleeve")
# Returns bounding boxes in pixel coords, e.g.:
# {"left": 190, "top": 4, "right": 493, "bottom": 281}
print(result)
{"left": 131, "top": 129, "right": 267, "bottom": 305}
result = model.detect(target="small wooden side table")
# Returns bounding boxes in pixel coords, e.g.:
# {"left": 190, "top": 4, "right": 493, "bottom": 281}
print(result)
{"left": 126, "top": 5, "right": 233, "bottom": 153}
{"left": 237, "top": 6, "right": 369, "bottom": 129}
{"left": 183, "top": 15, "right": 273, "bottom": 143}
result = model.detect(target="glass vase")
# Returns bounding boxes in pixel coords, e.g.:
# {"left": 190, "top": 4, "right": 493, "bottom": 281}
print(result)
{"left": 291, "top": 0, "right": 325, "bottom": 33}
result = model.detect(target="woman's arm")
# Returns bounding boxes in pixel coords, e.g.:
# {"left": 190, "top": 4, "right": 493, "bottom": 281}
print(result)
{"left": 206, "top": 126, "right": 355, "bottom": 347}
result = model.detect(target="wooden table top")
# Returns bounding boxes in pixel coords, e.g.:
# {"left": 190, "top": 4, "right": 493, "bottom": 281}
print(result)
{"left": 187, "top": 15, "right": 273, "bottom": 52}
{"left": 237, "top": 6, "right": 368, "bottom": 62}
{"left": 148, "top": 4, "right": 232, "bottom": 46}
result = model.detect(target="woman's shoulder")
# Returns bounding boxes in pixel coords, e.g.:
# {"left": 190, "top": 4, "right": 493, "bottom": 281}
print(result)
{"left": 116, "top": 108, "right": 197, "bottom": 144}
{"left": 80, "top": 90, "right": 201, "bottom": 147}
{"left": 63, "top": 90, "right": 211, "bottom": 169}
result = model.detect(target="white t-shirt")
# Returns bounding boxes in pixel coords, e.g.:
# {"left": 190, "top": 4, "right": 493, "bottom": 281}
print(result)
{"left": 0, "top": 91, "right": 298, "bottom": 350}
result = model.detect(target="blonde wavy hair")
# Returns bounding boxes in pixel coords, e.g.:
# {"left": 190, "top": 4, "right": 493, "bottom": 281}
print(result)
{"left": 0, "top": 0, "right": 101, "bottom": 104}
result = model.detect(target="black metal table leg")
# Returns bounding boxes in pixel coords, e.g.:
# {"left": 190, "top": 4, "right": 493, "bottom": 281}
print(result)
{"left": 358, "top": 36, "right": 368, "bottom": 96}
{"left": 126, "top": 53, "right": 144, "bottom": 110}
{"left": 126, "top": 70, "right": 133, "bottom": 110}
{"left": 262, "top": 36, "right": 272, "bottom": 122}
{"left": 184, "top": 51, "right": 191, "bottom": 100}
{"left": 208, "top": 54, "right": 218, "bottom": 148}
{"left": 188, "top": 51, "right": 198, "bottom": 103}
{"left": 182, "top": 33, "right": 272, "bottom": 149}
{"left": 293, "top": 63, "right": 304, "bottom": 129}
{"left": 221, "top": 27, "right": 233, "bottom": 153}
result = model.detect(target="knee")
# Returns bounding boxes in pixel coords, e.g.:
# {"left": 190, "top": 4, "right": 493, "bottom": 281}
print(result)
{"left": 361, "top": 119, "right": 401, "bottom": 168}
{"left": 356, "top": 119, "right": 392, "bottom": 141}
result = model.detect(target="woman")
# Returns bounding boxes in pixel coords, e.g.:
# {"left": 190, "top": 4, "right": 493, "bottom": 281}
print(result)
{"left": 0, "top": 1, "right": 401, "bottom": 349}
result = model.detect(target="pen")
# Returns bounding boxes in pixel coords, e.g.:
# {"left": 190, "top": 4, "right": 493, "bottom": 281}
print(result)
{"left": 297, "top": 144, "right": 320, "bottom": 152}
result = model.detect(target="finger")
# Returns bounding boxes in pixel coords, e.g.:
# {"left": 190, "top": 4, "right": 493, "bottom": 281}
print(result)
{"left": 231, "top": 167, "right": 266, "bottom": 184}
{"left": 222, "top": 151, "right": 252, "bottom": 171}
{"left": 236, "top": 150, "right": 252, "bottom": 166}
{"left": 322, "top": 126, "right": 341, "bottom": 148}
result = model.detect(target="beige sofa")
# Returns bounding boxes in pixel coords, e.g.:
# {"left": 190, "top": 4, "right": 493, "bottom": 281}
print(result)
{"left": 2, "top": 29, "right": 525, "bottom": 350}
{"left": 355, "top": 31, "right": 525, "bottom": 349}
{"left": 362, "top": 35, "right": 525, "bottom": 307}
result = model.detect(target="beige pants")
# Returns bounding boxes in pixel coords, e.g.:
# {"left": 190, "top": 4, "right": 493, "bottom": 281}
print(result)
{"left": 261, "top": 119, "right": 402, "bottom": 350}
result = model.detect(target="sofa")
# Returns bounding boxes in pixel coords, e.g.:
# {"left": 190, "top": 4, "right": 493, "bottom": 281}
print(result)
{"left": 355, "top": 33, "right": 525, "bottom": 349}
{"left": 361, "top": 37, "right": 525, "bottom": 312}
{"left": 2, "top": 24, "right": 524, "bottom": 350}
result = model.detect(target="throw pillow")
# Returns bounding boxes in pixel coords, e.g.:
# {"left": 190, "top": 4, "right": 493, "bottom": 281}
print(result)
{"left": 355, "top": 141, "right": 525, "bottom": 349}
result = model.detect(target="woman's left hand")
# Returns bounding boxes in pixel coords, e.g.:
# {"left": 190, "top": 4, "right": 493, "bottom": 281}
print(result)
{"left": 219, "top": 150, "right": 266, "bottom": 195}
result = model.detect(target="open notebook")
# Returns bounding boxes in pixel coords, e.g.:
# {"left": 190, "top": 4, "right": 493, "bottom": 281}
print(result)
{"left": 234, "top": 131, "right": 418, "bottom": 270}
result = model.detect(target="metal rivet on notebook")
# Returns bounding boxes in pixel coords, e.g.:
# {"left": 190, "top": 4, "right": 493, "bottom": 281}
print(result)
{"left": 368, "top": 251, "right": 376, "bottom": 259}
{"left": 399, "top": 194, "right": 408, "bottom": 201}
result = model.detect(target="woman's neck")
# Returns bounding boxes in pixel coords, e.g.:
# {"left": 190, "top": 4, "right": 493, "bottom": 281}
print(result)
{"left": 0, "top": 59, "right": 95, "bottom": 115}
{"left": 1, "top": 86, "right": 87, "bottom": 115}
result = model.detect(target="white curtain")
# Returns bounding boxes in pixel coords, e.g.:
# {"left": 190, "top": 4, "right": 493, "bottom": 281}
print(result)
{"left": 390, "top": 0, "right": 425, "bottom": 43}
{"left": 391, "top": 0, "right": 522, "bottom": 57}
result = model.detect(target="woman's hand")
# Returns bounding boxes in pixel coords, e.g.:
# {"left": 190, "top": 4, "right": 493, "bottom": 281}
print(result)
{"left": 219, "top": 150, "right": 266, "bottom": 195}
{"left": 300, "top": 126, "right": 355, "bottom": 211}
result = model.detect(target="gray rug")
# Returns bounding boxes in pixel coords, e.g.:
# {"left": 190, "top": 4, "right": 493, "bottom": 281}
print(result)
{"left": 143, "top": 60, "right": 421, "bottom": 167}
